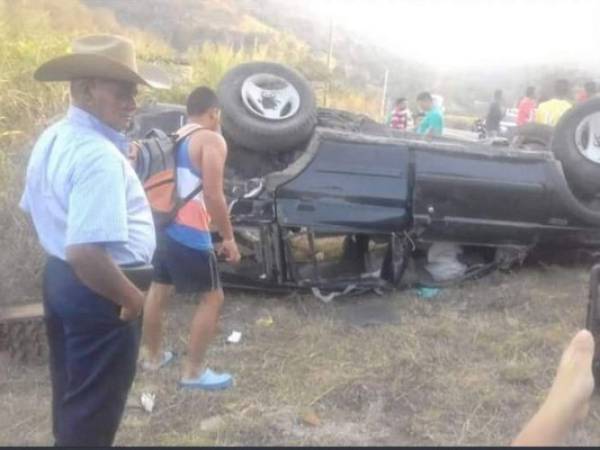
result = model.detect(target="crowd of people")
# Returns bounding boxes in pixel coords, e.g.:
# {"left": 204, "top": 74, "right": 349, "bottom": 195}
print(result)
{"left": 491, "top": 79, "right": 596, "bottom": 133}
{"left": 18, "top": 34, "right": 600, "bottom": 446}
{"left": 388, "top": 79, "right": 598, "bottom": 139}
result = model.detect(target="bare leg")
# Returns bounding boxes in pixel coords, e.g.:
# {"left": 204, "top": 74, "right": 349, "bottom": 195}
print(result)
{"left": 182, "top": 288, "right": 225, "bottom": 380}
{"left": 141, "top": 282, "right": 172, "bottom": 366}
{"left": 512, "top": 329, "right": 595, "bottom": 446}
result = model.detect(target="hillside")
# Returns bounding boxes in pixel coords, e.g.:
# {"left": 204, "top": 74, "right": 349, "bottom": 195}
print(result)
{"left": 83, "top": 0, "right": 390, "bottom": 88}
{"left": 84, "top": 0, "right": 278, "bottom": 53}
{"left": 81, "top": 0, "right": 447, "bottom": 111}
{"left": 82, "top": 0, "right": 596, "bottom": 116}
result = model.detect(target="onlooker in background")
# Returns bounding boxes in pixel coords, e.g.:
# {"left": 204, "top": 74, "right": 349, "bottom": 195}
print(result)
{"left": 415, "top": 92, "right": 444, "bottom": 136}
{"left": 386, "top": 97, "right": 414, "bottom": 131}
{"left": 414, "top": 111, "right": 425, "bottom": 130}
{"left": 432, "top": 94, "right": 445, "bottom": 114}
{"left": 535, "top": 79, "right": 573, "bottom": 127}
{"left": 576, "top": 81, "right": 597, "bottom": 103}
{"left": 516, "top": 86, "right": 537, "bottom": 126}
{"left": 485, "top": 89, "right": 505, "bottom": 138}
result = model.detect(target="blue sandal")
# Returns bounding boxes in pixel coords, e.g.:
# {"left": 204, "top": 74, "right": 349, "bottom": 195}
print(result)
{"left": 179, "top": 368, "right": 233, "bottom": 390}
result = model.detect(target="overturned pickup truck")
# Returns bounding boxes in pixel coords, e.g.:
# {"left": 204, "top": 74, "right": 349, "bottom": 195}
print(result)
{"left": 129, "top": 62, "right": 600, "bottom": 296}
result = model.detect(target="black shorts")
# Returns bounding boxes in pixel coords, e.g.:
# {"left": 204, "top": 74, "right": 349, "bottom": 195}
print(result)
{"left": 152, "top": 233, "right": 221, "bottom": 294}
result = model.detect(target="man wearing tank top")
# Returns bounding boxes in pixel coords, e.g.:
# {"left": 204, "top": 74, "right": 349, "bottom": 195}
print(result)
{"left": 141, "top": 86, "right": 241, "bottom": 390}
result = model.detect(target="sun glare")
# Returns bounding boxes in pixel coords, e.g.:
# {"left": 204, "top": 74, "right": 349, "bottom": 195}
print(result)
{"left": 302, "top": 0, "right": 600, "bottom": 70}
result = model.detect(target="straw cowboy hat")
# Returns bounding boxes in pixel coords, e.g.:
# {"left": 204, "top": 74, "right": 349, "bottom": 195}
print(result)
{"left": 34, "top": 34, "right": 171, "bottom": 89}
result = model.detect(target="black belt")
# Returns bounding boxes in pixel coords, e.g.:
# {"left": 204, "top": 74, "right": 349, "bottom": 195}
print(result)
{"left": 120, "top": 263, "right": 154, "bottom": 291}
{"left": 47, "top": 257, "right": 154, "bottom": 291}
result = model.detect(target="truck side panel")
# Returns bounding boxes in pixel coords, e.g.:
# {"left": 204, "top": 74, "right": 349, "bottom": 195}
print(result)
{"left": 276, "top": 139, "right": 411, "bottom": 233}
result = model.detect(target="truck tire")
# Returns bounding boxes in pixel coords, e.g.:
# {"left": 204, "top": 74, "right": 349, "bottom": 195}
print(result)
{"left": 217, "top": 62, "right": 317, "bottom": 153}
{"left": 511, "top": 123, "right": 553, "bottom": 150}
{"left": 551, "top": 98, "right": 600, "bottom": 198}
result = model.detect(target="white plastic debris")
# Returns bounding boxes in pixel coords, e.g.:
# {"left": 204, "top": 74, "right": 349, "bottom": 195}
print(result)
{"left": 140, "top": 392, "right": 156, "bottom": 413}
{"left": 227, "top": 331, "right": 242, "bottom": 344}
{"left": 311, "top": 284, "right": 357, "bottom": 303}
{"left": 425, "top": 242, "right": 467, "bottom": 282}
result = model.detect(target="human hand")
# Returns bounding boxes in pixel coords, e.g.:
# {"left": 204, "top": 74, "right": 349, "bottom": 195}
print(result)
{"left": 217, "top": 238, "right": 241, "bottom": 264}
{"left": 127, "top": 142, "right": 141, "bottom": 165}
{"left": 120, "top": 290, "right": 145, "bottom": 322}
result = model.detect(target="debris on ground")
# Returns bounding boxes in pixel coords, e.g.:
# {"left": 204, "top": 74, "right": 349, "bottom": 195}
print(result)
{"left": 300, "top": 408, "right": 321, "bottom": 427}
{"left": 140, "top": 392, "right": 156, "bottom": 413}
{"left": 256, "top": 315, "right": 274, "bottom": 327}
{"left": 311, "top": 285, "right": 357, "bottom": 303}
{"left": 416, "top": 287, "right": 441, "bottom": 299}
{"left": 227, "top": 331, "right": 242, "bottom": 344}
{"left": 425, "top": 242, "right": 467, "bottom": 282}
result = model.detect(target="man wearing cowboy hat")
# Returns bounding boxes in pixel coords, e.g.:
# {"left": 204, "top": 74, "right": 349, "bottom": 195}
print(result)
{"left": 20, "top": 34, "right": 170, "bottom": 446}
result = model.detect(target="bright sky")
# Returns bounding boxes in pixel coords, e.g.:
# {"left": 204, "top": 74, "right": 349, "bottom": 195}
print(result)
{"left": 301, "top": 0, "right": 600, "bottom": 70}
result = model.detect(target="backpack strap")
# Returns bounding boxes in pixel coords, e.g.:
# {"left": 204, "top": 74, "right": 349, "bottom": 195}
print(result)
{"left": 144, "top": 128, "right": 170, "bottom": 140}
{"left": 168, "top": 123, "right": 207, "bottom": 218}
{"left": 174, "top": 123, "right": 204, "bottom": 142}
{"left": 176, "top": 183, "right": 203, "bottom": 208}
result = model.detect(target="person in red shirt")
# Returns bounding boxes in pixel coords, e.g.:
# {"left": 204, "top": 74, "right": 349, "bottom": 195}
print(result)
{"left": 516, "top": 86, "right": 537, "bottom": 126}
{"left": 386, "top": 97, "right": 414, "bottom": 131}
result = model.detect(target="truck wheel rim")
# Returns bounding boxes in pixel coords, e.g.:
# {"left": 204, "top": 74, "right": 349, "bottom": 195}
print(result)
{"left": 575, "top": 112, "right": 600, "bottom": 164}
{"left": 241, "top": 73, "right": 301, "bottom": 121}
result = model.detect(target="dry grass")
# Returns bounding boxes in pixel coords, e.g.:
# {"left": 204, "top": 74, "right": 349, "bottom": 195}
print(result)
{"left": 2, "top": 2, "right": 599, "bottom": 445}
{"left": 2, "top": 263, "right": 600, "bottom": 446}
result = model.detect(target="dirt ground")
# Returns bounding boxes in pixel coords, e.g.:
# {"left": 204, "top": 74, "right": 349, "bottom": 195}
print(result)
{"left": 2, "top": 262, "right": 600, "bottom": 446}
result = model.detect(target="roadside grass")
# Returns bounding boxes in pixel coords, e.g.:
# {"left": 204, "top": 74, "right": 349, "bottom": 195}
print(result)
{"left": 121, "top": 265, "right": 597, "bottom": 446}
{"left": 2, "top": 264, "right": 600, "bottom": 446}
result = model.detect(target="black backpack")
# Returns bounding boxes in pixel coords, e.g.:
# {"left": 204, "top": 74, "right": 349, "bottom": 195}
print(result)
{"left": 131, "top": 124, "right": 204, "bottom": 230}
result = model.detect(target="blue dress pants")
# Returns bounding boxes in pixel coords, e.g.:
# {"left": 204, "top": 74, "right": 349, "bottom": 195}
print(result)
{"left": 43, "top": 257, "right": 140, "bottom": 447}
